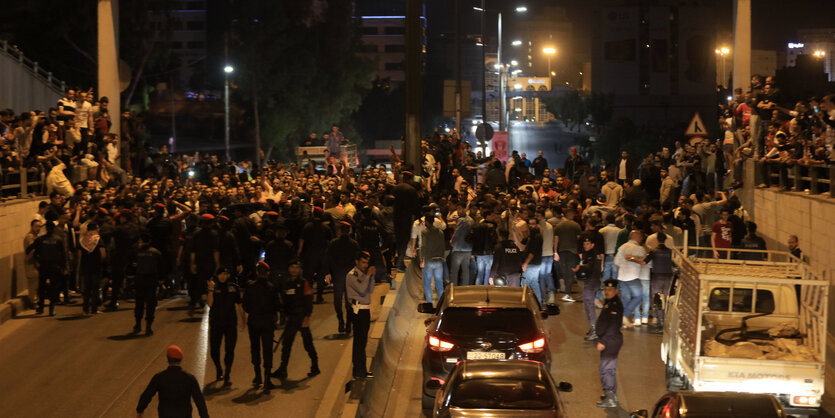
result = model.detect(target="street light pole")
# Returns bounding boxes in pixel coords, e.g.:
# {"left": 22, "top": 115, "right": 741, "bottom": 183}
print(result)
{"left": 224, "top": 65, "right": 233, "bottom": 160}
{"left": 498, "top": 11, "right": 503, "bottom": 131}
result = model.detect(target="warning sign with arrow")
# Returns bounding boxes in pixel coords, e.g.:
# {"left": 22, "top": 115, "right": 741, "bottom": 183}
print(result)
{"left": 685, "top": 112, "right": 707, "bottom": 136}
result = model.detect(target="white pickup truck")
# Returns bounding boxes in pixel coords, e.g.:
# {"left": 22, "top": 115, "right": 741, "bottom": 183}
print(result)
{"left": 661, "top": 246, "right": 828, "bottom": 417}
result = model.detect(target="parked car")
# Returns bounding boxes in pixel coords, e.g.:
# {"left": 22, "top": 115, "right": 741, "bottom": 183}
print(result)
{"left": 417, "top": 285, "right": 556, "bottom": 410}
{"left": 631, "top": 391, "right": 786, "bottom": 418}
{"left": 429, "top": 359, "right": 572, "bottom": 417}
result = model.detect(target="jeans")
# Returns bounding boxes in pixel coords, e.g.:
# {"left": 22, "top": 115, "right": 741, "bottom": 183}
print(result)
{"left": 602, "top": 255, "right": 617, "bottom": 280}
{"left": 522, "top": 264, "right": 543, "bottom": 303}
{"left": 539, "top": 257, "right": 555, "bottom": 294}
{"left": 474, "top": 255, "right": 493, "bottom": 286}
{"left": 619, "top": 280, "right": 643, "bottom": 321}
{"left": 636, "top": 279, "right": 650, "bottom": 320}
{"left": 423, "top": 260, "right": 445, "bottom": 304}
{"left": 583, "top": 277, "right": 601, "bottom": 324}
{"left": 448, "top": 251, "right": 472, "bottom": 286}
{"left": 650, "top": 273, "right": 673, "bottom": 323}
{"left": 558, "top": 251, "right": 579, "bottom": 294}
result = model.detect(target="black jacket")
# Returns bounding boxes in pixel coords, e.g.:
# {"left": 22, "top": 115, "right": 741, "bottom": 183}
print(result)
{"left": 645, "top": 244, "right": 673, "bottom": 275}
{"left": 490, "top": 240, "right": 523, "bottom": 278}
{"left": 468, "top": 220, "right": 498, "bottom": 255}
{"left": 136, "top": 366, "right": 209, "bottom": 418}
{"left": 280, "top": 276, "right": 314, "bottom": 317}
{"left": 595, "top": 296, "right": 624, "bottom": 356}
{"left": 243, "top": 277, "right": 280, "bottom": 327}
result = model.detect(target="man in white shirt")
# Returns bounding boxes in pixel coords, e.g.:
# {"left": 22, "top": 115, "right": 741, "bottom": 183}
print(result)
{"left": 408, "top": 205, "right": 446, "bottom": 258}
{"left": 537, "top": 209, "right": 558, "bottom": 303}
{"left": 599, "top": 214, "right": 620, "bottom": 281}
{"left": 614, "top": 230, "right": 646, "bottom": 327}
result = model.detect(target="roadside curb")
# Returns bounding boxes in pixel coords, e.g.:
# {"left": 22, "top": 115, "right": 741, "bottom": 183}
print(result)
{"left": 0, "top": 292, "right": 29, "bottom": 326}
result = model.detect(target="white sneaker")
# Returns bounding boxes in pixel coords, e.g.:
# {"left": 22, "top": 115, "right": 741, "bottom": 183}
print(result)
{"left": 561, "top": 294, "right": 577, "bottom": 303}
{"left": 641, "top": 317, "right": 649, "bottom": 325}
{"left": 622, "top": 317, "right": 631, "bottom": 328}
{"left": 633, "top": 318, "right": 642, "bottom": 327}
{"left": 548, "top": 292, "right": 556, "bottom": 304}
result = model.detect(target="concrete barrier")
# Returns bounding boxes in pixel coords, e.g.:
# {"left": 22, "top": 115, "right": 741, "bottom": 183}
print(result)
{"left": 357, "top": 262, "right": 424, "bottom": 417}
{"left": 0, "top": 197, "right": 42, "bottom": 326}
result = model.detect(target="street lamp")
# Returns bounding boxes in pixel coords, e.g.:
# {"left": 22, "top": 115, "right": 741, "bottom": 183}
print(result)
{"left": 475, "top": 4, "right": 527, "bottom": 132}
{"left": 510, "top": 59, "right": 518, "bottom": 66}
{"left": 715, "top": 47, "right": 729, "bottom": 87}
{"left": 224, "top": 64, "right": 234, "bottom": 160}
{"left": 512, "top": 40, "right": 522, "bottom": 46}
{"left": 543, "top": 47, "right": 556, "bottom": 84}
{"left": 814, "top": 50, "right": 826, "bottom": 57}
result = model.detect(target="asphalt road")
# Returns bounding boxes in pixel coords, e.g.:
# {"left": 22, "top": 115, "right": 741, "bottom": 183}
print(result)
{"left": 0, "top": 290, "right": 353, "bottom": 418}
{"left": 387, "top": 290, "right": 668, "bottom": 417}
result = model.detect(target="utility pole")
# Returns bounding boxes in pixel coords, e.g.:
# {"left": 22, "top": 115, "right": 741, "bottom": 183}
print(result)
{"left": 480, "top": 0, "right": 486, "bottom": 131}
{"left": 455, "top": 0, "right": 462, "bottom": 136}
{"left": 497, "top": 12, "right": 504, "bottom": 131}
{"left": 97, "top": 0, "right": 120, "bottom": 138}
{"left": 405, "top": 0, "right": 422, "bottom": 170}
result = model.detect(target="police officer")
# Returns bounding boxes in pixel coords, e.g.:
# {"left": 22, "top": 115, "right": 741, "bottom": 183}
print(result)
{"left": 107, "top": 209, "right": 140, "bottom": 311}
{"left": 207, "top": 267, "right": 244, "bottom": 385}
{"left": 325, "top": 221, "right": 359, "bottom": 334}
{"left": 272, "top": 259, "right": 319, "bottom": 380}
{"left": 574, "top": 237, "right": 604, "bottom": 340}
{"left": 243, "top": 261, "right": 280, "bottom": 389}
{"left": 489, "top": 228, "right": 523, "bottom": 287}
{"left": 26, "top": 220, "right": 67, "bottom": 316}
{"left": 136, "top": 345, "right": 209, "bottom": 418}
{"left": 146, "top": 203, "right": 174, "bottom": 294}
{"left": 134, "top": 233, "right": 163, "bottom": 335}
{"left": 595, "top": 279, "right": 624, "bottom": 408}
{"left": 346, "top": 252, "right": 375, "bottom": 379}
{"left": 190, "top": 214, "right": 220, "bottom": 312}
{"left": 298, "top": 207, "right": 332, "bottom": 304}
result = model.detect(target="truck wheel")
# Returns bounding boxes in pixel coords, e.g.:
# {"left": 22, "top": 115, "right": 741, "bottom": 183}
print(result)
{"left": 665, "top": 357, "right": 686, "bottom": 391}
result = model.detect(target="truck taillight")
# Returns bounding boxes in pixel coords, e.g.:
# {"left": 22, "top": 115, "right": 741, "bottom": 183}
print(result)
{"left": 429, "top": 335, "right": 455, "bottom": 352}
{"left": 792, "top": 395, "right": 818, "bottom": 406}
{"left": 519, "top": 337, "right": 546, "bottom": 353}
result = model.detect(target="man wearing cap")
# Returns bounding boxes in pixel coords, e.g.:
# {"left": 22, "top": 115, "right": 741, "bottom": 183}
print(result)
{"left": 207, "top": 267, "right": 244, "bottom": 385}
{"left": 243, "top": 261, "right": 281, "bottom": 389}
{"left": 595, "top": 279, "right": 624, "bottom": 408}
{"left": 137, "top": 345, "right": 209, "bottom": 418}
{"left": 133, "top": 234, "right": 163, "bottom": 335}
{"left": 346, "top": 252, "right": 375, "bottom": 379}
{"left": 326, "top": 221, "right": 360, "bottom": 334}
{"left": 189, "top": 214, "right": 220, "bottom": 313}
{"left": 273, "top": 259, "right": 319, "bottom": 380}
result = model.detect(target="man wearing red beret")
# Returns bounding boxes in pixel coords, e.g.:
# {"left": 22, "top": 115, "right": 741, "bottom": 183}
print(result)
{"left": 136, "top": 345, "right": 209, "bottom": 418}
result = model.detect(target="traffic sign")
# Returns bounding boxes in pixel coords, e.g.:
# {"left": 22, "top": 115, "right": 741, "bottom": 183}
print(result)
{"left": 492, "top": 131, "right": 508, "bottom": 162}
{"left": 476, "top": 123, "right": 494, "bottom": 141}
{"left": 685, "top": 112, "right": 707, "bottom": 136}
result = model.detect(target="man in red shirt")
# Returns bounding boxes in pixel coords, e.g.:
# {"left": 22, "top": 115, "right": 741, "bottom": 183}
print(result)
{"left": 711, "top": 207, "right": 733, "bottom": 259}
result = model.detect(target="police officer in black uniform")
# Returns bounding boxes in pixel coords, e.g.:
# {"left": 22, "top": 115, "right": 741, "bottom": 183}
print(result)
{"left": 136, "top": 345, "right": 209, "bottom": 418}
{"left": 273, "top": 259, "right": 320, "bottom": 380}
{"left": 207, "top": 266, "right": 244, "bottom": 385}
{"left": 134, "top": 233, "right": 163, "bottom": 335}
{"left": 595, "top": 279, "right": 624, "bottom": 408}
{"left": 26, "top": 220, "right": 67, "bottom": 316}
{"left": 325, "top": 221, "right": 359, "bottom": 334}
{"left": 242, "top": 261, "right": 280, "bottom": 389}
{"left": 107, "top": 209, "right": 140, "bottom": 311}
{"left": 190, "top": 214, "right": 220, "bottom": 312}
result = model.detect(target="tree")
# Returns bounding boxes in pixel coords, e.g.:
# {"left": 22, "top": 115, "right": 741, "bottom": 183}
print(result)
{"left": 232, "top": 0, "right": 375, "bottom": 159}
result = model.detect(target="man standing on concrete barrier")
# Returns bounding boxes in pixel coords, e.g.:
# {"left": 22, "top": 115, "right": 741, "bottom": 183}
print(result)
{"left": 347, "top": 251, "right": 375, "bottom": 380}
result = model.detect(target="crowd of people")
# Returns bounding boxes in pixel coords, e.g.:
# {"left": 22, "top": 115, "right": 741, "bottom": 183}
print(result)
{"left": 718, "top": 74, "right": 834, "bottom": 190}
{"left": 7, "top": 74, "right": 824, "bottom": 413}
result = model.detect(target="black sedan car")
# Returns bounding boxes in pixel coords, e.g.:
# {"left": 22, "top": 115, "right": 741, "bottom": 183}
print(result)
{"left": 417, "top": 285, "right": 555, "bottom": 410}
{"left": 429, "top": 359, "right": 572, "bottom": 417}
{"left": 631, "top": 391, "right": 786, "bottom": 418}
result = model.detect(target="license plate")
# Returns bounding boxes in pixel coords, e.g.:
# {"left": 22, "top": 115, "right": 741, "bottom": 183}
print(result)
{"left": 466, "top": 351, "right": 506, "bottom": 360}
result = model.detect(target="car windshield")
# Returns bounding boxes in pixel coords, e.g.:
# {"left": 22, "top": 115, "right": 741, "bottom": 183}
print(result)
{"left": 449, "top": 378, "right": 555, "bottom": 409}
{"left": 437, "top": 308, "right": 538, "bottom": 337}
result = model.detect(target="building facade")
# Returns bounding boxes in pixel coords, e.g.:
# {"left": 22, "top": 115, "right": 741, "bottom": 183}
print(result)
{"left": 359, "top": 15, "right": 426, "bottom": 85}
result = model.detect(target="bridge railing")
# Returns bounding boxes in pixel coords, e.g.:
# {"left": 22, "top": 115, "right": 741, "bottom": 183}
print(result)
{"left": 1, "top": 40, "right": 66, "bottom": 95}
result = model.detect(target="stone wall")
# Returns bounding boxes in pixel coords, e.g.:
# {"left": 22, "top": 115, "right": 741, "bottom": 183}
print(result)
{"left": 0, "top": 198, "right": 42, "bottom": 304}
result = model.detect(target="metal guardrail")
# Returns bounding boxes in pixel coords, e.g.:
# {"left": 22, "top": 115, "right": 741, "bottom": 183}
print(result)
{"left": 296, "top": 144, "right": 359, "bottom": 168}
{"left": 0, "top": 168, "right": 44, "bottom": 198}
{"left": 1, "top": 40, "right": 66, "bottom": 94}
{"left": 758, "top": 161, "right": 834, "bottom": 198}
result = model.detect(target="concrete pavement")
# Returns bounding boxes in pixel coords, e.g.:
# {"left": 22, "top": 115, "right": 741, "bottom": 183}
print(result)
{"left": 0, "top": 291, "right": 352, "bottom": 418}
{"left": 509, "top": 121, "right": 580, "bottom": 170}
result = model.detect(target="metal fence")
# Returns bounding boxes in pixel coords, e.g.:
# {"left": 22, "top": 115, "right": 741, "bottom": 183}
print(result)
{"left": 0, "top": 168, "right": 44, "bottom": 198}
{"left": 758, "top": 162, "right": 834, "bottom": 198}
{"left": 1, "top": 40, "right": 66, "bottom": 94}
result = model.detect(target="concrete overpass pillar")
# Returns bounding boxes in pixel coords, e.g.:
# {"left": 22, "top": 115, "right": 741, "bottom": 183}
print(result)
{"left": 732, "top": 0, "right": 751, "bottom": 93}
{"left": 98, "top": 0, "right": 120, "bottom": 137}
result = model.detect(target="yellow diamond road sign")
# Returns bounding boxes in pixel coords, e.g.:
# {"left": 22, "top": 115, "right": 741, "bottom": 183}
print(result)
{"left": 685, "top": 112, "right": 707, "bottom": 136}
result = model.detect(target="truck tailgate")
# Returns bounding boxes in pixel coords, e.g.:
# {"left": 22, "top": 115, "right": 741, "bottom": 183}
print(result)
{"left": 695, "top": 356, "right": 824, "bottom": 396}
